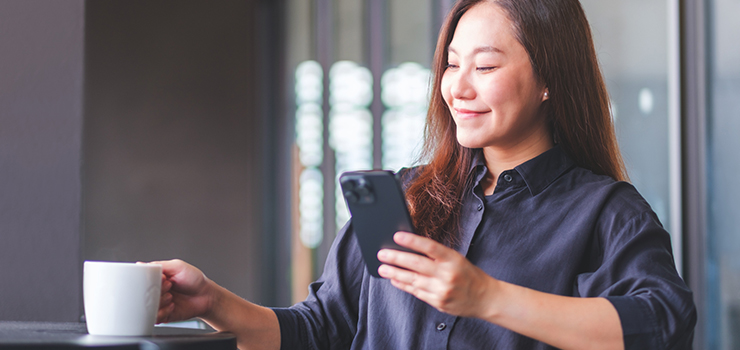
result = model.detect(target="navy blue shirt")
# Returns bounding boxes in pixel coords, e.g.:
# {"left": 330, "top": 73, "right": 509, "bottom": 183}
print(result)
{"left": 273, "top": 146, "right": 696, "bottom": 349}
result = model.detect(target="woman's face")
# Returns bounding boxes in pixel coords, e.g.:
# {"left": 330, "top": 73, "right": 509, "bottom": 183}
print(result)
{"left": 441, "top": 2, "right": 549, "bottom": 151}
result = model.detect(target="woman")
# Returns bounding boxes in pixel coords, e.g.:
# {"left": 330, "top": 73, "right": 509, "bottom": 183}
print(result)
{"left": 155, "top": 0, "right": 696, "bottom": 349}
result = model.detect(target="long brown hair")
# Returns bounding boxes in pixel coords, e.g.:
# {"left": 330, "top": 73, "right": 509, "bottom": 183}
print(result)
{"left": 406, "top": 0, "right": 627, "bottom": 246}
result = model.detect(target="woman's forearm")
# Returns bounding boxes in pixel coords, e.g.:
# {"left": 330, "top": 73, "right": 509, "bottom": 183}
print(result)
{"left": 378, "top": 233, "right": 625, "bottom": 349}
{"left": 201, "top": 280, "right": 281, "bottom": 350}
{"left": 481, "top": 279, "right": 624, "bottom": 350}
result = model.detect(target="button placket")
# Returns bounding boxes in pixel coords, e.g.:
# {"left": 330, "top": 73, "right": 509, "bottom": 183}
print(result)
{"left": 428, "top": 316, "right": 457, "bottom": 349}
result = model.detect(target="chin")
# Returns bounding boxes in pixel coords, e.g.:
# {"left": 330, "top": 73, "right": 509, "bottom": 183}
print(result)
{"left": 455, "top": 132, "right": 488, "bottom": 149}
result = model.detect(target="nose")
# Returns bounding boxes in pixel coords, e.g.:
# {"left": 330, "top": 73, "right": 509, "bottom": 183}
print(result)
{"left": 448, "top": 70, "right": 475, "bottom": 101}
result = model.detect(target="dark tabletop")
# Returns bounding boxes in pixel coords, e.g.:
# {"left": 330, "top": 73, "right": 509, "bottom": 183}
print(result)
{"left": 0, "top": 321, "right": 236, "bottom": 350}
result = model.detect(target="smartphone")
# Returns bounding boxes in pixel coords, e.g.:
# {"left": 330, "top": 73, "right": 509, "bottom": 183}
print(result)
{"left": 339, "top": 170, "right": 418, "bottom": 278}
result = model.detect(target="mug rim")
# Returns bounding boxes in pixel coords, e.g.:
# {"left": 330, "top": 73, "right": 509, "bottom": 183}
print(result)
{"left": 84, "top": 260, "right": 162, "bottom": 269}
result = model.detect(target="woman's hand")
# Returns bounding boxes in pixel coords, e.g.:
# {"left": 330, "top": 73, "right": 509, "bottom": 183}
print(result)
{"left": 149, "top": 259, "right": 216, "bottom": 324}
{"left": 146, "top": 259, "right": 280, "bottom": 350}
{"left": 378, "top": 232, "right": 624, "bottom": 350}
{"left": 377, "top": 231, "right": 498, "bottom": 319}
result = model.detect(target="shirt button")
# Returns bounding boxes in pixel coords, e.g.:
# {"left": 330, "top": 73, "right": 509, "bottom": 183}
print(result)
{"left": 436, "top": 323, "right": 446, "bottom": 331}
{"left": 503, "top": 174, "right": 513, "bottom": 182}
{"left": 476, "top": 204, "right": 483, "bottom": 211}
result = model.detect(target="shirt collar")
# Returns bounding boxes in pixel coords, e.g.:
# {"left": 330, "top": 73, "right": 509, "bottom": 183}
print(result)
{"left": 470, "top": 145, "right": 575, "bottom": 196}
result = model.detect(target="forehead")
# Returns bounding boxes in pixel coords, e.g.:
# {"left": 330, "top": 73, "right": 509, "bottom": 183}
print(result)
{"left": 448, "top": 2, "right": 518, "bottom": 54}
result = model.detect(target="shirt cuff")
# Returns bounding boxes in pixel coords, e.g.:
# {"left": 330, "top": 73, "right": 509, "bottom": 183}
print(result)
{"left": 605, "top": 296, "right": 661, "bottom": 349}
{"left": 272, "top": 307, "right": 309, "bottom": 350}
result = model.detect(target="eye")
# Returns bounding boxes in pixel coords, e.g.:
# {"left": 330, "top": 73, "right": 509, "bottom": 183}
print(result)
{"left": 446, "top": 63, "right": 459, "bottom": 70}
{"left": 476, "top": 66, "right": 496, "bottom": 72}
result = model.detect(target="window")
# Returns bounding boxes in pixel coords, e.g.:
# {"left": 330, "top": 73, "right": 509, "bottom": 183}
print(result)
{"left": 282, "top": 2, "right": 740, "bottom": 346}
{"left": 707, "top": 0, "right": 740, "bottom": 347}
{"left": 580, "top": 0, "right": 683, "bottom": 268}
{"left": 286, "top": 0, "right": 441, "bottom": 302}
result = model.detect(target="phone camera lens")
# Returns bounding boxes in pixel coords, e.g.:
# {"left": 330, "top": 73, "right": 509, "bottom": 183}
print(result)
{"left": 342, "top": 179, "right": 356, "bottom": 190}
{"left": 356, "top": 185, "right": 370, "bottom": 197}
{"left": 355, "top": 179, "right": 372, "bottom": 196}
{"left": 344, "top": 190, "right": 359, "bottom": 203}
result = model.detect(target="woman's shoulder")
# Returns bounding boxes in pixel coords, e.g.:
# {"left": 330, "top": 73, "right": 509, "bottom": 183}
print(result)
{"left": 579, "top": 171, "right": 668, "bottom": 245}
{"left": 564, "top": 166, "right": 657, "bottom": 221}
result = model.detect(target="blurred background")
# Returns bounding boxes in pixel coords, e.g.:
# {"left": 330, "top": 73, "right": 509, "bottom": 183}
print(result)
{"left": 0, "top": 0, "right": 737, "bottom": 348}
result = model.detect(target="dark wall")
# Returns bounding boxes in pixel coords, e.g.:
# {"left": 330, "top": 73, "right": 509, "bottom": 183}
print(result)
{"left": 83, "top": 0, "right": 276, "bottom": 304}
{"left": 0, "top": 0, "right": 289, "bottom": 321}
{"left": 0, "top": 0, "right": 85, "bottom": 321}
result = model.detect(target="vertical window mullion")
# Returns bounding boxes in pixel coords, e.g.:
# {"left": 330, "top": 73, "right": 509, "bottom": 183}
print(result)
{"left": 680, "top": 0, "right": 709, "bottom": 347}
{"left": 316, "top": 0, "right": 336, "bottom": 278}
{"left": 368, "top": 0, "right": 386, "bottom": 170}
{"left": 668, "top": 0, "right": 683, "bottom": 274}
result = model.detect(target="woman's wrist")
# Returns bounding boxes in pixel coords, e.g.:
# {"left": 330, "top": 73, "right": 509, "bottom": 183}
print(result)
{"left": 477, "top": 276, "right": 506, "bottom": 322}
{"left": 199, "top": 277, "right": 223, "bottom": 322}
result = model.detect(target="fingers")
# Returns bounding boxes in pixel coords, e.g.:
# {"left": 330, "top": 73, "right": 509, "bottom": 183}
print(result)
{"left": 377, "top": 232, "right": 457, "bottom": 276}
{"left": 388, "top": 278, "right": 438, "bottom": 303}
{"left": 151, "top": 260, "right": 183, "bottom": 324}
{"left": 157, "top": 301, "right": 175, "bottom": 324}
{"left": 150, "top": 259, "right": 206, "bottom": 295}
{"left": 161, "top": 275, "right": 172, "bottom": 294}
{"left": 392, "top": 232, "right": 451, "bottom": 260}
{"left": 159, "top": 292, "right": 173, "bottom": 308}
{"left": 378, "top": 263, "right": 429, "bottom": 288}
{"left": 150, "top": 259, "right": 211, "bottom": 325}
{"left": 379, "top": 264, "right": 441, "bottom": 304}
{"left": 377, "top": 249, "right": 437, "bottom": 276}
{"left": 378, "top": 264, "right": 425, "bottom": 292}
{"left": 157, "top": 283, "right": 173, "bottom": 323}
{"left": 378, "top": 235, "right": 490, "bottom": 317}
{"left": 150, "top": 259, "right": 186, "bottom": 278}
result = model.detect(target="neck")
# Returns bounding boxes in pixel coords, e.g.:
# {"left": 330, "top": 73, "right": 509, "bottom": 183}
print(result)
{"left": 480, "top": 130, "right": 553, "bottom": 195}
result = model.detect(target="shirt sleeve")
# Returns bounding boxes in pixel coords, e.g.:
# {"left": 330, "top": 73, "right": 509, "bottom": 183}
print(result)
{"left": 574, "top": 187, "right": 697, "bottom": 349}
{"left": 272, "top": 221, "right": 365, "bottom": 350}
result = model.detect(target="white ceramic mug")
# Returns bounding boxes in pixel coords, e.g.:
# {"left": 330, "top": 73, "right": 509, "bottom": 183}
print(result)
{"left": 83, "top": 261, "right": 162, "bottom": 336}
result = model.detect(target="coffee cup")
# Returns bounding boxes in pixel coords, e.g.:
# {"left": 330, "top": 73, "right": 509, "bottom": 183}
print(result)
{"left": 83, "top": 261, "right": 162, "bottom": 336}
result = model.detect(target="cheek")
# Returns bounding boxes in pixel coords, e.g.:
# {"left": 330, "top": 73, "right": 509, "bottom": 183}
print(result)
{"left": 479, "top": 79, "right": 513, "bottom": 106}
{"left": 440, "top": 74, "right": 453, "bottom": 106}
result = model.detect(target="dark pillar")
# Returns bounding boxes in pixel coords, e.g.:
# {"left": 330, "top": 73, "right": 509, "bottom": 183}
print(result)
{"left": 0, "top": 0, "right": 85, "bottom": 321}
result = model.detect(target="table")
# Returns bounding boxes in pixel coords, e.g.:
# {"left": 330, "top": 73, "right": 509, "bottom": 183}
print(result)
{"left": 0, "top": 321, "right": 236, "bottom": 349}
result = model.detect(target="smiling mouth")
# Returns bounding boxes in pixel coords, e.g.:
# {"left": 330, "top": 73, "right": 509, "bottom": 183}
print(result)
{"left": 454, "top": 108, "right": 487, "bottom": 119}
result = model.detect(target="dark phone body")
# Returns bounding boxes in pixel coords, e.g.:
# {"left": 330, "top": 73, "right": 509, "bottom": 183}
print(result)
{"left": 339, "top": 170, "right": 418, "bottom": 278}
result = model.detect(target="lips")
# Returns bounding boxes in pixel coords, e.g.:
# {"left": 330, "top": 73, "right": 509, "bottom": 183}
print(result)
{"left": 453, "top": 108, "right": 487, "bottom": 119}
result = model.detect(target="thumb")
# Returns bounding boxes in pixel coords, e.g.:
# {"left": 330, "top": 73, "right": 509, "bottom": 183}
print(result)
{"left": 147, "top": 259, "right": 186, "bottom": 278}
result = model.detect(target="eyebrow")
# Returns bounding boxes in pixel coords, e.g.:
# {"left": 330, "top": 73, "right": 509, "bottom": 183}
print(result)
{"left": 448, "top": 45, "right": 504, "bottom": 56}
